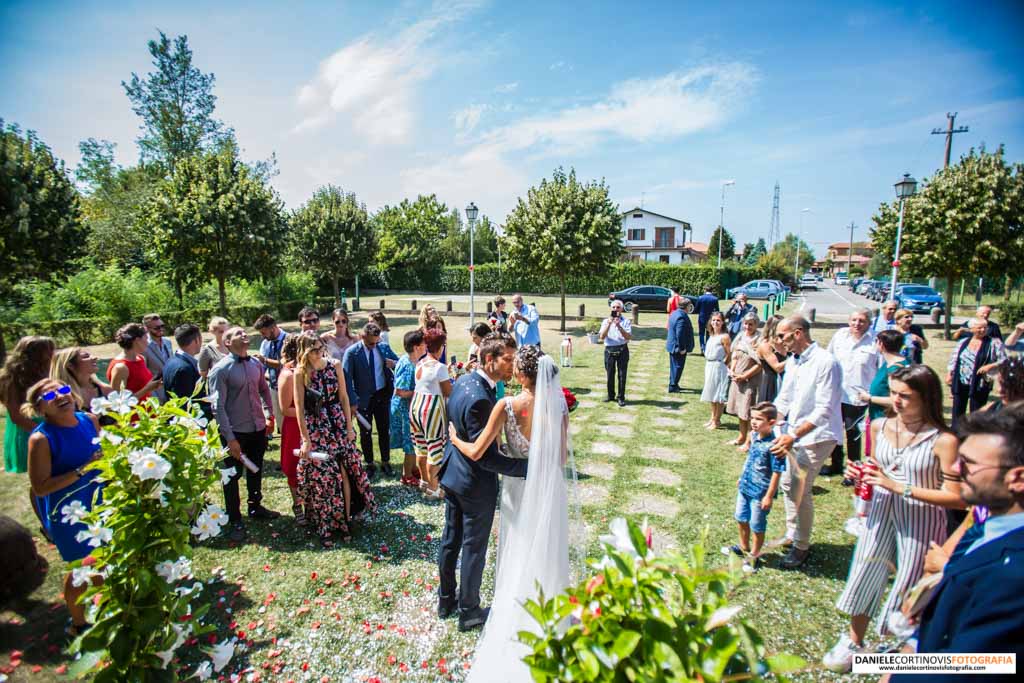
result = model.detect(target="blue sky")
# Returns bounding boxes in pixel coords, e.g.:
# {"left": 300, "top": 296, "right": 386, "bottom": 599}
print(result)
{"left": 2, "top": 0, "right": 1022, "bottom": 257}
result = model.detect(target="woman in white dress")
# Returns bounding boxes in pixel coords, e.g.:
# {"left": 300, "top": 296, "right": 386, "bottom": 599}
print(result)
{"left": 447, "top": 346, "right": 578, "bottom": 683}
{"left": 701, "top": 311, "right": 732, "bottom": 429}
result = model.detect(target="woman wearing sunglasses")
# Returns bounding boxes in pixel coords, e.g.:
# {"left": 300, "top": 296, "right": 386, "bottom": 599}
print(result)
{"left": 25, "top": 379, "right": 104, "bottom": 635}
{"left": 322, "top": 308, "right": 358, "bottom": 362}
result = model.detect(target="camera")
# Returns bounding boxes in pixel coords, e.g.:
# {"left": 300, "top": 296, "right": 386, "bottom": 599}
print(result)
{"left": 611, "top": 310, "right": 620, "bottom": 318}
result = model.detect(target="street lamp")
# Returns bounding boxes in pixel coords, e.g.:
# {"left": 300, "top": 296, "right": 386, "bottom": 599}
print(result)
{"left": 889, "top": 173, "right": 918, "bottom": 298}
{"left": 717, "top": 180, "right": 736, "bottom": 269}
{"left": 465, "top": 201, "right": 479, "bottom": 327}
{"left": 794, "top": 208, "right": 810, "bottom": 284}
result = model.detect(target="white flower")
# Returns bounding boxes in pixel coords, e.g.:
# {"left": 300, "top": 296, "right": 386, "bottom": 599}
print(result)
{"left": 106, "top": 389, "right": 138, "bottom": 415}
{"left": 90, "top": 396, "right": 113, "bottom": 415}
{"left": 60, "top": 500, "right": 89, "bottom": 525}
{"left": 176, "top": 581, "right": 204, "bottom": 597}
{"left": 191, "top": 517, "right": 220, "bottom": 541}
{"left": 599, "top": 518, "right": 639, "bottom": 559}
{"left": 194, "top": 661, "right": 213, "bottom": 681}
{"left": 75, "top": 523, "right": 112, "bottom": 547}
{"left": 155, "top": 623, "right": 190, "bottom": 669}
{"left": 127, "top": 446, "right": 157, "bottom": 466}
{"left": 155, "top": 556, "right": 193, "bottom": 584}
{"left": 100, "top": 430, "right": 124, "bottom": 445}
{"left": 171, "top": 414, "right": 208, "bottom": 430}
{"left": 209, "top": 638, "right": 236, "bottom": 672}
{"left": 148, "top": 481, "right": 171, "bottom": 507}
{"left": 70, "top": 566, "right": 95, "bottom": 587}
{"left": 132, "top": 452, "right": 172, "bottom": 481}
{"left": 219, "top": 467, "right": 236, "bottom": 486}
{"left": 200, "top": 504, "right": 229, "bottom": 528}
{"left": 706, "top": 605, "right": 743, "bottom": 631}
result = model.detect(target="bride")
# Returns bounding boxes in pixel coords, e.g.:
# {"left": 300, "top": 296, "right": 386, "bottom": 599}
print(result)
{"left": 447, "top": 346, "right": 577, "bottom": 682}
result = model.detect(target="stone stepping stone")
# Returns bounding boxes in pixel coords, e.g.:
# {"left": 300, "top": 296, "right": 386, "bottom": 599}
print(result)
{"left": 569, "top": 422, "right": 584, "bottom": 436}
{"left": 590, "top": 442, "right": 624, "bottom": 457}
{"left": 577, "top": 400, "right": 598, "bottom": 409}
{"left": 597, "top": 424, "right": 633, "bottom": 439}
{"left": 604, "top": 413, "right": 633, "bottom": 424}
{"left": 578, "top": 482, "right": 610, "bottom": 505}
{"left": 581, "top": 461, "right": 615, "bottom": 480}
{"left": 639, "top": 466, "right": 681, "bottom": 488}
{"left": 652, "top": 416, "right": 684, "bottom": 428}
{"left": 631, "top": 492, "right": 680, "bottom": 519}
{"left": 641, "top": 446, "right": 682, "bottom": 462}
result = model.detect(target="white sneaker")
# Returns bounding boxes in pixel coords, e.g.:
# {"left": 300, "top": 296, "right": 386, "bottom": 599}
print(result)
{"left": 823, "top": 634, "right": 864, "bottom": 672}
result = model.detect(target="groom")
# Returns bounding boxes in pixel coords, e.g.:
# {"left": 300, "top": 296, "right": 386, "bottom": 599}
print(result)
{"left": 438, "top": 332, "right": 528, "bottom": 631}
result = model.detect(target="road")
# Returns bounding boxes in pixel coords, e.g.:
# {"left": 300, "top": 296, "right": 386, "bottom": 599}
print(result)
{"left": 793, "top": 281, "right": 971, "bottom": 325}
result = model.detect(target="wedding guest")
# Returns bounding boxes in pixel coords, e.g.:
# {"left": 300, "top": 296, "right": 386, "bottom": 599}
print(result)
{"left": 466, "top": 322, "right": 492, "bottom": 373}
{"left": 871, "top": 301, "right": 898, "bottom": 333}
{"left": 725, "top": 293, "right": 755, "bottom": 338}
{"left": 823, "top": 308, "right": 879, "bottom": 479}
{"left": 954, "top": 304, "right": 1002, "bottom": 341}
{"left": 508, "top": 294, "right": 541, "bottom": 348}
{"left": 666, "top": 301, "right": 695, "bottom": 393}
{"left": 895, "top": 309, "right": 928, "bottom": 365}
{"left": 695, "top": 285, "right": 721, "bottom": 353}
{"left": 276, "top": 335, "right": 304, "bottom": 524}
{"left": 756, "top": 315, "right": 787, "bottom": 403}
{"left": 665, "top": 286, "right": 691, "bottom": 322}
{"left": 986, "top": 356, "right": 1024, "bottom": 412}
{"left": 599, "top": 299, "right": 633, "bottom": 407}
{"left": 369, "top": 311, "right": 391, "bottom": 347}
{"left": 770, "top": 315, "right": 844, "bottom": 569}
{"left": 391, "top": 330, "right": 426, "bottom": 487}
{"left": 411, "top": 328, "right": 452, "bottom": 498}
{"left": 701, "top": 312, "right": 732, "bottom": 430}
{"left": 2, "top": 337, "right": 56, "bottom": 473}
{"left": 198, "top": 316, "right": 229, "bottom": 379}
{"left": 142, "top": 313, "right": 173, "bottom": 402}
{"left": 208, "top": 326, "right": 280, "bottom": 541}
{"left": 323, "top": 308, "right": 357, "bottom": 362}
{"left": 490, "top": 296, "right": 509, "bottom": 333}
{"left": 727, "top": 314, "right": 763, "bottom": 449}
{"left": 253, "top": 314, "right": 287, "bottom": 431}
{"left": 1003, "top": 320, "right": 1024, "bottom": 353}
{"left": 824, "top": 366, "right": 962, "bottom": 672}
{"left": 298, "top": 306, "right": 321, "bottom": 335}
{"left": 729, "top": 402, "right": 786, "bottom": 571}
{"left": 50, "top": 347, "right": 112, "bottom": 418}
{"left": 162, "top": 324, "right": 212, "bottom": 420}
{"left": 107, "top": 324, "right": 163, "bottom": 402}
{"left": 294, "top": 333, "right": 375, "bottom": 547}
{"left": 25, "top": 378, "right": 104, "bottom": 636}
{"left": 418, "top": 305, "right": 449, "bottom": 363}
{"left": 343, "top": 322, "right": 399, "bottom": 477}
{"left": 859, "top": 330, "right": 909, "bottom": 421}
{"left": 946, "top": 317, "right": 1007, "bottom": 430}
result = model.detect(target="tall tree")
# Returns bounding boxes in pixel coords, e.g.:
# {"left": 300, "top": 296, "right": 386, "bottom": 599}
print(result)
{"left": 472, "top": 215, "right": 499, "bottom": 264}
{"left": 375, "top": 195, "right": 448, "bottom": 274}
{"left": 758, "top": 233, "right": 815, "bottom": 285}
{"left": 503, "top": 167, "right": 622, "bottom": 330}
{"left": 743, "top": 237, "right": 767, "bottom": 266}
{"left": 123, "top": 31, "right": 231, "bottom": 170}
{"left": 865, "top": 251, "right": 889, "bottom": 279}
{"left": 871, "top": 146, "right": 1024, "bottom": 338}
{"left": 140, "top": 142, "right": 286, "bottom": 314}
{"left": 707, "top": 226, "right": 736, "bottom": 263}
{"left": 290, "top": 186, "right": 374, "bottom": 306}
{"left": 438, "top": 207, "right": 466, "bottom": 266}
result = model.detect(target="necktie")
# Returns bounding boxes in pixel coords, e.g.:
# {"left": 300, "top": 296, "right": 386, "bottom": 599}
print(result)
{"left": 367, "top": 346, "right": 376, "bottom": 390}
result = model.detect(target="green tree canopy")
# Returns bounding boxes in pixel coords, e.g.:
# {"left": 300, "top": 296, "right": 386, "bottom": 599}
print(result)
{"left": 865, "top": 251, "right": 889, "bottom": 279}
{"left": 757, "top": 233, "right": 815, "bottom": 285}
{"left": 503, "top": 167, "right": 622, "bottom": 329}
{"left": 743, "top": 238, "right": 767, "bottom": 266}
{"left": 374, "top": 194, "right": 448, "bottom": 275}
{"left": 140, "top": 142, "right": 286, "bottom": 314}
{"left": 290, "top": 186, "right": 374, "bottom": 306}
{"left": 707, "top": 226, "right": 736, "bottom": 264}
{"left": 870, "top": 146, "right": 1024, "bottom": 338}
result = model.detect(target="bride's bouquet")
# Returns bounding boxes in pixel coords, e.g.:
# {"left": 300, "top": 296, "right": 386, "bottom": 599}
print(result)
{"left": 562, "top": 387, "right": 578, "bottom": 412}
{"left": 447, "top": 358, "right": 467, "bottom": 381}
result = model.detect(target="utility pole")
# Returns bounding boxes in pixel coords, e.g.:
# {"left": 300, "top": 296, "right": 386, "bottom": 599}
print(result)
{"left": 846, "top": 222, "right": 856, "bottom": 278}
{"left": 931, "top": 112, "right": 968, "bottom": 168}
{"left": 768, "top": 182, "right": 781, "bottom": 250}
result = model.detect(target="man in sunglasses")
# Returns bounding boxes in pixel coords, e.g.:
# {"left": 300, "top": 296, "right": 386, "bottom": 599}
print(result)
{"left": 142, "top": 313, "right": 173, "bottom": 403}
{"left": 298, "top": 307, "right": 321, "bottom": 334}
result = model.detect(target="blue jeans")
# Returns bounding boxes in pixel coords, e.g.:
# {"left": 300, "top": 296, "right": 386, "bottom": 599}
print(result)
{"left": 734, "top": 490, "right": 770, "bottom": 534}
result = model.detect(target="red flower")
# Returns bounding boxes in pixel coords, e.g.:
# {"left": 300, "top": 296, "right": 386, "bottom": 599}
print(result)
{"left": 562, "top": 387, "right": 578, "bottom": 411}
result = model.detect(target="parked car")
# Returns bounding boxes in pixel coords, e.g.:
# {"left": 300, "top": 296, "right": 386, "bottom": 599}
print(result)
{"left": 835, "top": 273, "right": 849, "bottom": 286}
{"left": 895, "top": 284, "right": 945, "bottom": 313}
{"left": 799, "top": 275, "right": 819, "bottom": 290}
{"left": 865, "top": 281, "right": 889, "bottom": 301}
{"left": 729, "top": 280, "right": 786, "bottom": 300}
{"left": 607, "top": 286, "right": 696, "bottom": 312}
{"left": 848, "top": 277, "right": 865, "bottom": 292}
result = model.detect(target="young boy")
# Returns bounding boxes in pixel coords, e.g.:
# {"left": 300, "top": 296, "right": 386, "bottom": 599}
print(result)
{"left": 731, "top": 402, "right": 786, "bottom": 570}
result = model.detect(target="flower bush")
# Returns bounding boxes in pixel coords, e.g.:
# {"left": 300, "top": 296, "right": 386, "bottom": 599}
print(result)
{"left": 518, "top": 518, "right": 806, "bottom": 682}
{"left": 65, "top": 392, "right": 237, "bottom": 681}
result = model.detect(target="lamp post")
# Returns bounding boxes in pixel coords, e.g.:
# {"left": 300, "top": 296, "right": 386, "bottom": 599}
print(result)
{"left": 889, "top": 173, "right": 918, "bottom": 299}
{"left": 465, "top": 202, "right": 479, "bottom": 327}
{"left": 717, "top": 180, "right": 736, "bottom": 269}
{"left": 794, "top": 208, "right": 810, "bottom": 284}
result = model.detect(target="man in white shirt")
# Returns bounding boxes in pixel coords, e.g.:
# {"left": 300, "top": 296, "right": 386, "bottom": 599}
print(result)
{"left": 142, "top": 312, "right": 173, "bottom": 403}
{"left": 823, "top": 308, "right": 880, "bottom": 481}
{"left": 871, "top": 300, "right": 898, "bottom": 333}
{"left": 770, "top": 315, "right": 844, "bottom": 569}
{"left": 599, "top": 299, "right": 633, "bottom": 406}
{"left": 508, "top": 294, "right": 541, "bottom": 348}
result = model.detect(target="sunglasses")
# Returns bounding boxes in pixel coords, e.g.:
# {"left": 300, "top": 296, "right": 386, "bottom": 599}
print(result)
{"left": 36, "top": 385, "right": 72, "bottom": 404}
{"left": 334, "top": 319, "right": 348, "bottom": 325}
{"left": 301, "top": 317, "right": 320, "bottom": 324}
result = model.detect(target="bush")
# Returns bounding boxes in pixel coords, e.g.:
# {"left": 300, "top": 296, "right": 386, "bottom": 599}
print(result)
{"left": 519, "top": 518, "right": 805, "bottom": 682}
{"left": 996, "top": 301, "right": 1024, "bottom": 326}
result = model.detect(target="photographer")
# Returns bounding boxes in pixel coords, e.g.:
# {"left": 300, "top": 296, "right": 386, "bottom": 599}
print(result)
{"left": 600, "top": 300, "right": 633, "bottom": 406}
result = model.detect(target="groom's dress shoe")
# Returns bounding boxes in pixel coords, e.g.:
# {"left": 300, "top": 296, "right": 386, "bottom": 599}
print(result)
{"left": 438, "top": 598, "right": 457, "bottom": 620}
{"left": 458, "top": 606, "right": 490, "bottom": 632}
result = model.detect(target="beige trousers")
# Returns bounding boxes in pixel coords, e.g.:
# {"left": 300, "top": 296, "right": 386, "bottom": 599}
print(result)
{"left": 781, "top": 439, "right": 836, "bottom": 550}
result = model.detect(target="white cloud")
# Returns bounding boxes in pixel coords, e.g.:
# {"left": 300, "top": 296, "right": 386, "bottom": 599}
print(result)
{"left": 454, "top": 103, "right": 489, "bottom": 134}
{"left": 494, "top": 81, "right": 518, "bottom": 93}
{"left": 549, "top": 60, "right": 572, "bottom": 72}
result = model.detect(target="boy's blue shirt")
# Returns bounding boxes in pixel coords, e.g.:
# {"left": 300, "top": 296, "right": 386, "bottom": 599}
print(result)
{"left": 739, "top": 433, "right": 787, "bottom": 499}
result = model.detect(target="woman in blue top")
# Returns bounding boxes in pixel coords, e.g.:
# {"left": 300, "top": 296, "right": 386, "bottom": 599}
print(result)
{"left": 26, "top": 378, "right": 103, "bottom": 634}
{"left": 391, "top": 330, "right": 426, "bottom": 487}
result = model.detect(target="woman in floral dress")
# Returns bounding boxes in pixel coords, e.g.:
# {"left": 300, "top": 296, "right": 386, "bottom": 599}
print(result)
{"left": 294, "top": 334, "right": 376, "bottom": 546}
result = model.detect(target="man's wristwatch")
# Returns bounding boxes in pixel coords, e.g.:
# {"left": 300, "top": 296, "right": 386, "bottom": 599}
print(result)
{"left": 902, "top": 484, "right": 913, "bottom": 500}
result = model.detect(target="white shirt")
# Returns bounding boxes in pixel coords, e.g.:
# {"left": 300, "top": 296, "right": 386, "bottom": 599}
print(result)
{"left": 414, "top": 358, "right": 450, "bottom": 396}
{"left": 774, "top": 341, "right": 844, "bottom": 447}
{"left": 827, "top": 328, "right": 881, "bottom": 406}
{"left": 474, "top": 367, "right": 497, "bottom": 390}
{"left": 600, "top": 316, "right": 632, "bottom": 347}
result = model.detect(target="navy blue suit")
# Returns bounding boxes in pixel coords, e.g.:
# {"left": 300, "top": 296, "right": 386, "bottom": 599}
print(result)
{"left": 438, "top": 371, "right": 528, "bottom": 618}
{"left": 694, "top": 293, "right": 720, "bottom": 352}
{"left": 342, "top": 341, "right": 399, "bottom": 467}
{"left": 162, "top": 351, "right": 212, "bottom": 420}
{"left": 666, "top": 309, "right": 695, "bottom": 391}
{"left": 892, "top": 526, "right": 1024, "bottom": 682}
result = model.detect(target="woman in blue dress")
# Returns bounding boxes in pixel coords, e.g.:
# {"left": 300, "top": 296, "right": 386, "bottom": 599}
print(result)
{"left": 26, "top": 378, "right": 104, "bottom": 634}
{"left": 390, "top": 330, "right": 426, "bottom": 487}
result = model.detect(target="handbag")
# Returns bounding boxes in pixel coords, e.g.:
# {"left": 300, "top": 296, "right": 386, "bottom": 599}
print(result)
{"left": 304, "top": 385, "right": 323, "bottom": 413}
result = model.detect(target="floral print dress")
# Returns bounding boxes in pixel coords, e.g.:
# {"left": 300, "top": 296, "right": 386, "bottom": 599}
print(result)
{"left": 299, "top": 363, "right": 377, "bottom": 539}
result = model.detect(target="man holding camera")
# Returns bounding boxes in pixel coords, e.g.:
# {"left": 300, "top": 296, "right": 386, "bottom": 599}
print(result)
{"left": 600, "top": 300, "right": 633, "bottom": 406}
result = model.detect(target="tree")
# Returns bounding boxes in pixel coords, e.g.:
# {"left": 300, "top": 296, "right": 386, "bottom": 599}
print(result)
{"left": 438, "top": 207, "right": 466, "bottom": 266}
{"left": 758, "top": 233, "right": 815, "bottom": 285}
{"left": 871, "top": 147, "right": 1024, "bottom": 338}
{"left": 290, "top": 186, "right": 374, "bottom": 306}
{"left": 0, "top": 121, "right": 85, "bottom": 304}
{"left": 123, "top": 31, "right": 231, "bottom": 170}
{"left": 503, "top": 167, "right": 622, "bottom": 330}
{"left": 743, "top": 238, "right": 767, "bottom": 266}
{"left": 374, "top": 195, "right": 448, "bottom": 274}
{"left": 472, "top": 215, "right": 499, "bottom": 264}
{"left": 707, "top": 226, "right": 736, "bottom": 264}
{"left": 140, "top": 142, "right": 286, "bottom": 314}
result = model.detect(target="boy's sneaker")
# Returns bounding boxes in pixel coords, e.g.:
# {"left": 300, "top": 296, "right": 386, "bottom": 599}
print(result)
{"left": 822, "top": 634, "right": 865, "bottom": 673}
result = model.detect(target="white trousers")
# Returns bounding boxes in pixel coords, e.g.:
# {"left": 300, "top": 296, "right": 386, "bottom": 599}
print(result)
{"left": 781, "top": 440, "right": 836, "bottom": 550}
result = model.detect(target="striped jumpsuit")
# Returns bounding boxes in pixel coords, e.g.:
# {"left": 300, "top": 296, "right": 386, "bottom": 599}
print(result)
{"left": 835, "top": 419, "right": 947, "bottom": 635}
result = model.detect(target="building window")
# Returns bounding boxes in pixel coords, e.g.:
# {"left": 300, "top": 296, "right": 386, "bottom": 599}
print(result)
{"left": 627, "top": 228, "right": 645, "bottom": 241}
{"left": 659, "top": 255, "right": 670, "bottom": 264}
{"left": 655, "top": 227, "right": 674, "bottom": 249}
{"left": 633, "top": 213, "right": 643, "bottom": 218}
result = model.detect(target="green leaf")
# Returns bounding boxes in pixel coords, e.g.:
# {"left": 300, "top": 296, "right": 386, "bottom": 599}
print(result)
{"left": 767, "top": 653, "right": 808, "bottom": 673}
{"left": 611, "top": 630, "right": 641, "bottom": 661}
{"left": 67, "top": 649, "right": 103, "bottom": 677}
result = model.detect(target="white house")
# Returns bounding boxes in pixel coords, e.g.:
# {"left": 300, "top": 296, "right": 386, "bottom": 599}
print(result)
{"left": 620, "top": 208, "right": 707, "bottom": 264}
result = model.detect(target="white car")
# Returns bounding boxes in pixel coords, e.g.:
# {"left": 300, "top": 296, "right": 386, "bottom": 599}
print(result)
{"left": 799, "top": 275, "right": 819, "bottom": 290}
{"left": 836, "top": 275, "right": 849, "bottom": 285}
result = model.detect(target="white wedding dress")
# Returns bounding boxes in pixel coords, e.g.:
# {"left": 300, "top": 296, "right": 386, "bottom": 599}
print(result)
{"left": 467, "top": 356, "right": 580, "bottom": 683}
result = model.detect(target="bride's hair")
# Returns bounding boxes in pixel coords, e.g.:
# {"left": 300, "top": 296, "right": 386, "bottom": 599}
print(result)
{"left": 515, "top": 344, "right": 554, "bottom": 384}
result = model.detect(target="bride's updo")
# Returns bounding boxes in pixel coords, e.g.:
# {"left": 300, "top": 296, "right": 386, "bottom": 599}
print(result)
{"left": 515, "top": 344, "right": 557, "bottom": 384}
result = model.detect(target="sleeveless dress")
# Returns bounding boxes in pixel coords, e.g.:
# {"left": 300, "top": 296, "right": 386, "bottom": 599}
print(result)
{"left": 4, "top": 412, "right": 33, "bottom": 473}
{"left": 835, "top": 419, "right": 947, "bottom": 635}
{"left": 278, "top": 367, "right": 301, "bottom": 490}
{"left": 298, "top": 363, "right": 376, "bottom": 539}
{"left": 756, "top": 348, "right": 785, "bottom": 403}
{"left": 34, "top": 413, "right": 103, "bottom": 562}
{"left": 726, "top": 333, "right": 761, "bottom": 420}
{"left": 495, "top": 399, "right": 531, "bottom": 584}
{"left": 106, "top": 356, "right": 153, "bottom": 401}
{"left": 388, "top": 355, "right": 415, "bottom": 454}
{"left": 701, "top": 334, "right": 730, "bottom": 403}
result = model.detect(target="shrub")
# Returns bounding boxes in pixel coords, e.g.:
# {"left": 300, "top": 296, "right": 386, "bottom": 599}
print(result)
{"left": 996, "top": 301, "right": 1024, "bottom": 326}
{"left": 519, "top": 518, "right": 805, "bottom": 682}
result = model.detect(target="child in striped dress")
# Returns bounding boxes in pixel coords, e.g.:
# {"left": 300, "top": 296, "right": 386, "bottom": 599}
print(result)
{"left": 410, "top": 329, "right": 452, "bottom": 499}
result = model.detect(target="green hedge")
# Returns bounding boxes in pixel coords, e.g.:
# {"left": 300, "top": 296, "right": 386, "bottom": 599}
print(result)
{"left": 997, "top": 302, "right": 1024, "bottom": 326}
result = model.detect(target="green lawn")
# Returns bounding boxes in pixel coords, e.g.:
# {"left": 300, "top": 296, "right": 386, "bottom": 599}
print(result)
{"left": 0, "top": 315, "right": 962, "bottom": 681}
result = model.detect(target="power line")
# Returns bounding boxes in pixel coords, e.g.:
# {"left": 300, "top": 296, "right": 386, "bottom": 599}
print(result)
{"left": 931, "top": 112, "right": 969, "bottom": 168}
